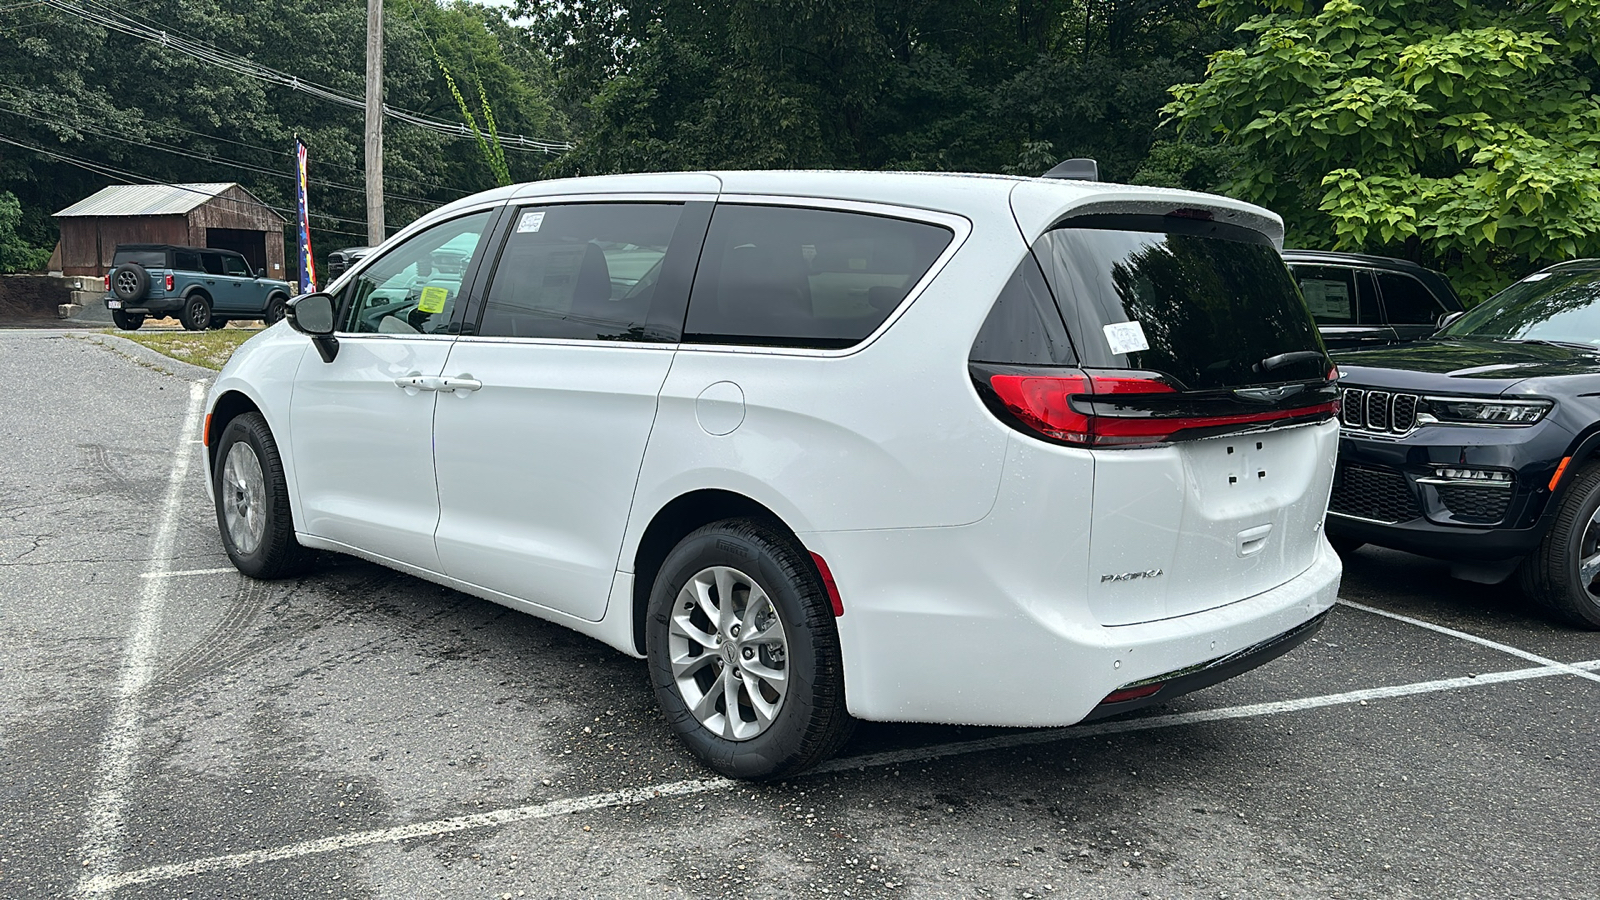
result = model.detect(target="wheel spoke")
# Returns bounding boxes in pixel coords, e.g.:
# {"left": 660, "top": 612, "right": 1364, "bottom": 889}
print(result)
{"left": 689, "top": 680, "right": 722, "bottom": 723}
{"left": 670, "top": 648, "right": 717, "bottom": 680}
{"left": 721, "top": 668, "right": 745, "bottom": 739}
{"left": 714, "top": 567, "right": 738, "bottom": 634}
{"left": 1580, "top": 551, "right": 1600, "bottom": 587}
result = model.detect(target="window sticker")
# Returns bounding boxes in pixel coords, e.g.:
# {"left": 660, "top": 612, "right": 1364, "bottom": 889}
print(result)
{"left": 417, "top": 285, "right": 450, "bottom": 314}
{"left": 1103, "top": 320, "right": 1150, "bottom": 355}
{"left": 1300, "top": 279, "right": 1352, "bottom": 318}
{"left": 517, "top": 211, "right": 546, "bottom": 233}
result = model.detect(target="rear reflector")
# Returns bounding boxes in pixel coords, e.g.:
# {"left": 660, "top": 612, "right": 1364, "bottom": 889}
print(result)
{"left": 1102, "top": 682, "right": 1164, "bottom": 704}
{"left": 986, "top": 371, "right": 1337, "bottom": 448}
{"left": 810, "top": 552, "right": 844, "bottom": 617}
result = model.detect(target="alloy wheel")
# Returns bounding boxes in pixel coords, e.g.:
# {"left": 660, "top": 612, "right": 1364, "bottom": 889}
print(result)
{"left": 220, "top": 441, "right": 268, "bottom": 555}
{"left": 667, "top": 565, "right": 790, "bottom": 741}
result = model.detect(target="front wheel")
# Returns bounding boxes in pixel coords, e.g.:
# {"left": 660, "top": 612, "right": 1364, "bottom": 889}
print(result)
{"left": 1520, "top": 461, "right": 1600, "bottom": 628}
{"left": 213, "top": 412, "right": 316, "bottom": 579}
{"left": 180, "top": 294, "right": 211, "bottom": 332}
{"left": 263, "top": 294, "right": 288, "bottom": 326}
{"left": 645, "top": 518, "right": 853, "bottom": 779}
{"left": 111, "top": 310, "right": 145, "bottom": 331}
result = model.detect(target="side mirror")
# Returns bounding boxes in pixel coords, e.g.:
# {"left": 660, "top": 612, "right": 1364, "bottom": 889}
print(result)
{"left": 256, "top": 268, "right": 266, "bottom": 279}
{"left": 1436, "top": 310, "right": 1464, "bottom": 332}
{"left": 286, "top": 292, "right": 340, "bottom": 362}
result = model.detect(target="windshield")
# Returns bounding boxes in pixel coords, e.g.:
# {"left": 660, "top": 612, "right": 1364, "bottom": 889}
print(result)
{"left": 1033, "top": 221, "right": 1327, "bottom": 390}
{"left": 1439, "top": 269, "right": 1600, "bottom": 347}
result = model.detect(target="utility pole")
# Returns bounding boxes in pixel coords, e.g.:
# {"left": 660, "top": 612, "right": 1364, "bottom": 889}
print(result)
{"left": 363, "top": 0, "right": 385, "bottom": 247}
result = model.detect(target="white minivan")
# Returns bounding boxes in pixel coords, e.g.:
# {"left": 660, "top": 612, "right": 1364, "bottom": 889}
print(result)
{"left": 205, "top": 171, "right": 1342, "bottom": 778}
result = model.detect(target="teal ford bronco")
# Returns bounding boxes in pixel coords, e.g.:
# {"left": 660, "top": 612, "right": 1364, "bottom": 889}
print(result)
{"left": 105, "top": 244, "right": 295, "bottom": 331}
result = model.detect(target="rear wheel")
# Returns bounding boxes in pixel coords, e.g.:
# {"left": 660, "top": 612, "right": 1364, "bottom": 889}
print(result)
{"left": 111, "top": 310, "right": 145, "bottom": 331}
{"left": 180, "top": 293, "right": 211, "bottom": 331}
{"left": 1520, "top": 461, "right": 1600, "bottom": 628}
{"left": 213, "top": 412, "right": 316, "bottom": 579}
{"left": 645, "top": 518, "right": 853, "bottom": 779}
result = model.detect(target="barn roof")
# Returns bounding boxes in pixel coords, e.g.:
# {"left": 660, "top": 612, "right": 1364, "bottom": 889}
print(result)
{"left": 55, "top": 183, "right": 249, "bottom": 218}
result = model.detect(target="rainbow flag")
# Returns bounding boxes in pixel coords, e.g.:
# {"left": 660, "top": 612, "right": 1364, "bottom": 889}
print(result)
{"left": 295, "top": 138, "right": 317, "bottom": 294}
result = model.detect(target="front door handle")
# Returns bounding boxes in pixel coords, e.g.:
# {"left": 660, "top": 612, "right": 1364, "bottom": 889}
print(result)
{"left": 394, "top": 374, "right": 440, "bottom": 392}
{"left": 437, "top": 375, "right": 482, "bottom": 393}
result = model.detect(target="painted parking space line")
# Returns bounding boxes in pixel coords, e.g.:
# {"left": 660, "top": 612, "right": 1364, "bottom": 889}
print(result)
{"left": 76, "top": 381, "right": 208, "bottom": 894}
{"left": 78, "top": 656, "right": 1600, "bottom": 896}
{"left": 1338, "top": 598, "right": 1600, "bottom": 685}
{"left": 138, "top": 567, "right": 237, "bottom": 579}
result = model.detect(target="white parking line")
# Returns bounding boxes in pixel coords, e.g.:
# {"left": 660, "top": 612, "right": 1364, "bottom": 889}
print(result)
{"left": 78, "top": 656, "right": 1600, "bottom": 896}
{"left": 1338, "top": 598, "right": 1600, "bottom": 685}
{"left": 138, "top": 567, "right": 237, "bottom": 579}
{"left": 76, "top": 381, "right": 207, "bottom": 893}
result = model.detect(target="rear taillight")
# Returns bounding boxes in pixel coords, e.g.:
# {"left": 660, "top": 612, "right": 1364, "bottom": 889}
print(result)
{"left": 982, "top": 368, "right": 1338, "bottom": 448}
{"left": 103, "top": 274, "right": 110, "bottom": 291}
{"left": 164, "top": 274, "right": 174, "bottom": 291}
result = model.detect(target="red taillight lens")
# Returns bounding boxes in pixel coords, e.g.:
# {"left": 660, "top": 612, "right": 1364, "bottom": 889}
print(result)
{"left": 104, "top": 274, "right": 110, "bottom": 290}
{"left": 986, "top": 369, "right": 1337, "bottom": 448}
{"left": 1102, "top": 682, "right": 1164, "bottom": 704}
{"left": 165, "top": 274, "right": 174, "bottom": 291}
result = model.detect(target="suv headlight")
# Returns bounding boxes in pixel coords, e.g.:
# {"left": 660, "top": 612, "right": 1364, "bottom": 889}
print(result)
{"left": 1422, "top": 397, "right": 1551, "bottom": 425}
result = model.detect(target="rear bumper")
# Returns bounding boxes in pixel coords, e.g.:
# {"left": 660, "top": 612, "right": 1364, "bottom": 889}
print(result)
{"left": 813, "top": 528, "right": 1342, "bottom": 727}
{"left": 105, "top": 295, "right": 183, "bottom": 314}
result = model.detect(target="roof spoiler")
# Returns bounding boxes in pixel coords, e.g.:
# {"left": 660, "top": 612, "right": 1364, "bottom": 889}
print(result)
{"left": 1040, "top": 158, "right": 1099, "bottom": 182}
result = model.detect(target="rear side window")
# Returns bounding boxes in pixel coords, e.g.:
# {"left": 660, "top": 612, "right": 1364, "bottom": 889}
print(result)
{"left": 113, "top": 249, "right": 165, "bottom": 268}
{"left": 479, "top": 203, "right": 684, "bottom": 341}
{"left": 1034, "top": 217, "right": 1325, "bottom": 389}
{"left": 1291, "top": 265, "right": 1359, "bottom": 325}
{"left": 1378, "top": 272, "right": 1444, "bottom": 324}
{"left": 200, "top": 253, "right": 226, "bottom": 276}
{"left": 969, "top": 254, "right": 1076, "bottom": 365}
{"left": 172, "top": 250, "right": 201, "bottom": 271}
{"left": 685, "top": 205, "right": 953, "bottom": 349}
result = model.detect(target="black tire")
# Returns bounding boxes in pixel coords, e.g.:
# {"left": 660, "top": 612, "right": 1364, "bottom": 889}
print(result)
{"left": 208, "top": 316, "right": 228, "bottom": 330}
{"left": 179, "top": 292, "right": 211, "bottom": 332}
{"left": 263, "top": 293, "right": 288, "bottom": 326}
{"left": 213, "top": 412, "right": 317, "bottom": 579}
{"left": 1519, "top": 461, "right": 1600, "bottom": 628}
{"left": 645, "top": 518, "right": 854, "bottom": 779}
{"left": 111, "top": 309, "right": 145, "bottom": 331}
{"left": 110, "top": 262, "right": 150, "bottom": 302}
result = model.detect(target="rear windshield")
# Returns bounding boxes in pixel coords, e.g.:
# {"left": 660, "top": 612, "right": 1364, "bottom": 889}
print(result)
{"left": 113, "top": 249, "right": 165, "bottom": 268}
{"left": 1033, "top": 219, "right": 1326, "bottom": 390}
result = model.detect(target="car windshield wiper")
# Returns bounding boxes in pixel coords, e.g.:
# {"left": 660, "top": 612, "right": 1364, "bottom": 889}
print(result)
{"left": 1506, "top": 338, "right": 1600, "bottom": 352}
{"left": 1254, "top": 350, "right": 1326, "bottom": 373}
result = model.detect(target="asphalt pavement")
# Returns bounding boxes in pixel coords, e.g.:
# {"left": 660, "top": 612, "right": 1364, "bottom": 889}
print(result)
{"left": 2, "top": 327, "right": 1598, "bottom": 900}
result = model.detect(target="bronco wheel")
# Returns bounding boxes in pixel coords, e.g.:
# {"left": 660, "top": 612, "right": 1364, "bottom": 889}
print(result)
{"left": 645, "top": 518, "right": 853, "bottom": 779}
{"left": 111, "top": 309, "right": 145, "bottom": 331}
{"left": 1520, "top": 461, "right": 1600, "bottom": 628}
{"left": 213, "top": 412, "right": 316, "bottom": 579}
{"left": 263, "top": 294, "right": 288, "bottom": 326}
{"left": 180, "top": 293, "right": 212, "bottom": 331}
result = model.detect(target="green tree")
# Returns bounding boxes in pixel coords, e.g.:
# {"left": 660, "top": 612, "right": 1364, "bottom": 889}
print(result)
{"left": 1165, "top": 0, "right": 1600, "bottom": 299}
{"left": 0, "top": 191, "right": 51, "bottom": 273}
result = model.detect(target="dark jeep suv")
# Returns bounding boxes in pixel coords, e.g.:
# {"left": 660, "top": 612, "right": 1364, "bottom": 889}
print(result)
{"left": 105, "top": 244, "right": 294, "bottom": 331}
{"left": 1328, "top": 259, "right": 1600, "bottom": 627}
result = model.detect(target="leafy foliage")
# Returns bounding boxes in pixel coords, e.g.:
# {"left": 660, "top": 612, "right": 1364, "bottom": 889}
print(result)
{"left": 1166, "top": 0, "right": 1600, "bottom": 299}
{"left": 0, "top": 191, "right": 52, "bottom": 273}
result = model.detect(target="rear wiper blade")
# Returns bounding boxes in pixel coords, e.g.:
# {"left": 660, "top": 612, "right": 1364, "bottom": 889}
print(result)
{"left": 1255, "top": 350, "right": 1326, "bottom": 373}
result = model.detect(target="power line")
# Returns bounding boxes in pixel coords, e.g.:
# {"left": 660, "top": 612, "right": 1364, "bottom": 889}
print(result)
{"left": 0, "top": 100, "right": 447, "bottom": 207}
{"left": 0, "top": 133, "right": 374, "bottom": 239}
{"left": 44, "top": 0, "right": 574, "bottom": 153}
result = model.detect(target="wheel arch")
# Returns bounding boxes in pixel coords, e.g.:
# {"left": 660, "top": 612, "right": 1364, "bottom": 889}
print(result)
{"left": 628, "top": 489, "right": 796, "bottom": 656}
{"left": 206, "top": 390, "right": 262, "bottom": 470}
{"left": 182, "top": 285, "right": 213, "bottom": 302}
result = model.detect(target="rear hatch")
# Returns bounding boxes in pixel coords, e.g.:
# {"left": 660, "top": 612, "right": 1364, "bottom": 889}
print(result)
{"left": 974, "top": 209, "right": 1338, "bottom": 625}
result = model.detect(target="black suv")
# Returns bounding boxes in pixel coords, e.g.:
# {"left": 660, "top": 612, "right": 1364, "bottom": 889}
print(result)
{"left": 1327, "top": 259, "right": 1600, "bottom": 627}
{"left": 1283, "top": 250, "right": 1464, "bottom": 350}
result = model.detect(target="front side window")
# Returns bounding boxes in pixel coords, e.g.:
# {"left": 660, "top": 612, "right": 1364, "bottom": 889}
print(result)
{"left": 1378, "top": 272, "right": 1444, "bottom": 324}
{"left": 478, "top": 204, "right": 684, "bottom": 341}
{"left": 685, "top": 205, "right": 953, "bottom": 349}
{"left": 222, "top": 255, "right": 250, "bottom": 277}
{"left": 1035, "top": 217, "right": 1326, "bottom": 389}
{"left": 338, "top": 211, "right": 492, "bottom": 335}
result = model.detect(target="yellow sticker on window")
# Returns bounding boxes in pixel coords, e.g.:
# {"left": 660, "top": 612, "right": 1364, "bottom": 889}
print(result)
{"left": 417, "top": 285, "right": 449, "bottom": 314}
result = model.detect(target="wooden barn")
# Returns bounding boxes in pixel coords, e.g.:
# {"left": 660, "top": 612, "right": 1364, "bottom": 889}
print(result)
{"left": 53, "top": 183, "right": 287, "bottom": 277}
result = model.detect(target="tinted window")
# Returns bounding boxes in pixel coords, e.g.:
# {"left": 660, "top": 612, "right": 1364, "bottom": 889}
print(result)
{"left": 200, "top": 253, "right": 226, "bottom": 276}
{"left": 338, "top": 211, "right": 491, "bottom": 335}
{"left": 1441, "top": 269, "right": 1600, "bottom": 348}
{"left": 1378, "top": 272, "right": 1444, "bottom": 324}
{"left": 172, "top": 250, "right": 201, "bottom": 272}
{"left": 112, "top": 249, "right": 165, "bottom": 268}
{"left": 685, "top": 205, "right": 953, "bottom": 349}
{"left": 479, "top": 204, "right": 683, "bottom": 340}
{"left": 222, "top": 255, "right": 250, "bottom": 276}
{"left": 1034, "top": 221, "right": 1326, "bottom": 389}
{"left": 969, "top": 254, "right": 1076, "bottom": 365}
{"left": 1291, "top": 265, "right": 1358, "bottom": 325}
